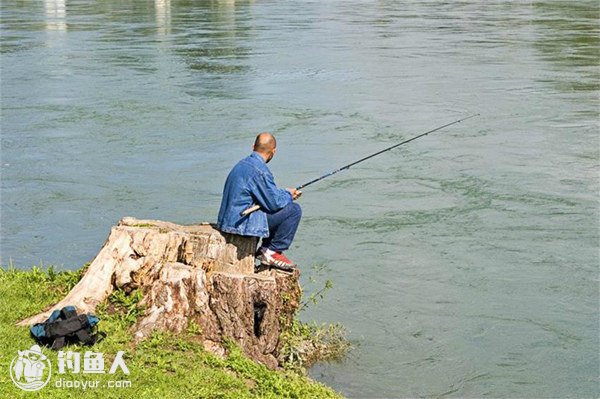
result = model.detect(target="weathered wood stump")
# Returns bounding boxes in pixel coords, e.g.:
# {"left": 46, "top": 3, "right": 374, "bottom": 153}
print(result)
{"left": 17, "top": 217, "right": 301, "bottom": 369}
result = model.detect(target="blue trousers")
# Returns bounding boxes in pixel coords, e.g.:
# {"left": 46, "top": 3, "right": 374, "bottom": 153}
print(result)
{"left": 261, "top": 202, "right": 302, "bottom": 252}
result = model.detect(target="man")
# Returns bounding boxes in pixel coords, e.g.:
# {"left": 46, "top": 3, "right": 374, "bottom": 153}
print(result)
{"left": 217, "top": 132, "right": 302, "bottom": 271}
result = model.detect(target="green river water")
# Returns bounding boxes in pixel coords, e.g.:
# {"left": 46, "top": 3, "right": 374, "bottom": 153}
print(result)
{"left": 1, "top": 1, "right": 598, "bottom": 397}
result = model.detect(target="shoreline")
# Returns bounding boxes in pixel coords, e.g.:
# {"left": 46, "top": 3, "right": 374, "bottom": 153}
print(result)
{"left": 0, "top": 265, "right": 345, "bottom": 398}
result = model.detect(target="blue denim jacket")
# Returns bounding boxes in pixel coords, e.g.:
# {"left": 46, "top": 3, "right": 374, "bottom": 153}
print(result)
{"left": 217, "top": 152, "right": 292, "bottom": 237}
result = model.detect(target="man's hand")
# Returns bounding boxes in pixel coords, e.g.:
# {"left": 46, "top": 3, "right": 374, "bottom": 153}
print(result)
{"left": 287, "top": 188, "right": 302, "bottom": 200}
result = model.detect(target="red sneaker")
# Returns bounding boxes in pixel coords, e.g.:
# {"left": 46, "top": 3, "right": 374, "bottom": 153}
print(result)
{"left": 256, "top": 247, "right": 296, "bottom": 271}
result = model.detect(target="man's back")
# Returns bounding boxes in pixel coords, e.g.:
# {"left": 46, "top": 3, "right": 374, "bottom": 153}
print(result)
{"left": 217, "top": 152, "right": 292, "bottom": 238}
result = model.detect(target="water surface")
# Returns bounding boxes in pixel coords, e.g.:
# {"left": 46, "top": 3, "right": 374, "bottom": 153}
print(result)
{"left": 1, "top": 1, "right": 598, "bottom": 397}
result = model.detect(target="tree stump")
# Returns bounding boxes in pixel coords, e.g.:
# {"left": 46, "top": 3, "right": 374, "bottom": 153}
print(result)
{"left": 17, "top": 217, "right": 301, "bottom": 369}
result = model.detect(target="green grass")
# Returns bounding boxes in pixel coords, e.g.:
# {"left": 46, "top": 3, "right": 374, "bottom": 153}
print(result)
{"left": 279, "top": 320, "right": 350, "bottom": 374}
{"left": 0, "top": 266, "right": 344, "bottom": 399}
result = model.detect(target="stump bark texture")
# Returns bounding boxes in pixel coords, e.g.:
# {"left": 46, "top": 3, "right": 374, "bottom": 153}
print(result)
{"left": 17, "top": 217, "right": 301, "bottom": 369}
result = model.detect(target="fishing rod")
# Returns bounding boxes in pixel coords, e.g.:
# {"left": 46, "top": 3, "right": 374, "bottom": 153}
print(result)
{"left": 241, "top": 114, "right": 479, "bottom": 216}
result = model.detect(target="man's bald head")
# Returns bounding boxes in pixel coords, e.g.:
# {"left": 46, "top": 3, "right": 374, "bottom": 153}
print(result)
{"left": 253, "top": 132, "right": 277, "bottom": 163}
{"left": 253, "top": 132, "right": 276, "bottom": 153}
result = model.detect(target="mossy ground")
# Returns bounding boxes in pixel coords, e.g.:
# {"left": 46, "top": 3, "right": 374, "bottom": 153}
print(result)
{"left": 0, "top": 266, "right": 344, "bottom": 399}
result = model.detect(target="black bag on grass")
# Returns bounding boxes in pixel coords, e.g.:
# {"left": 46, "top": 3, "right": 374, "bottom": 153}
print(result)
{"left": 30, "top": 306, "right": 104, "bottom": 350}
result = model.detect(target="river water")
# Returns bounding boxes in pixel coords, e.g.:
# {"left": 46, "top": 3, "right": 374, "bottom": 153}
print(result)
{"left": 1, "top": 1, "right": 598, "bottom": 397}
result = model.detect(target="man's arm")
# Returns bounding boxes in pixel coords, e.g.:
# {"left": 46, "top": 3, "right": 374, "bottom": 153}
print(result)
{"left": 250, "top": 171, "right": 293, "bottom": 213}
